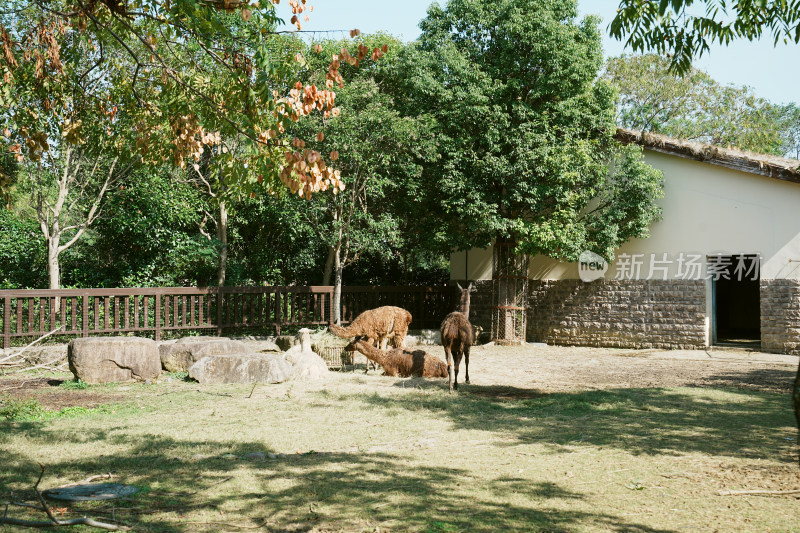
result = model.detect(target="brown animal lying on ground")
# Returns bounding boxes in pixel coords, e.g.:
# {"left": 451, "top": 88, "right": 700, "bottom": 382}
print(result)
{"left": 344, "top": 338, "right": 448, "bottom": 378}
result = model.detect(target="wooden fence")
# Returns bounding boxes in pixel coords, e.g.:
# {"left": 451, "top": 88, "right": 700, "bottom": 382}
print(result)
{"left": 0, "top": 285, "right": 456, "bottom": 348}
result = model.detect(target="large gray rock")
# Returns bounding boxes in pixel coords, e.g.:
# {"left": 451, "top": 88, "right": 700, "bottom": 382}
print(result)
{"left": 0, "top": 344, "right": 68, "bottom": 367}
{"left": 69, "top": 337, "right": 160, "bottom": 384}
{"left": 188, "top": 353, "right": 292, "bottom": 384}
{"left": 244, "top": 339, "right": 282, "bottom": 353}
{"left": 231, "top": 336, "right": 282, "bottom": 353}
{"left": 160, "top": 337, "right": 248, "bottom": 372}
{"left": 25, "top": 345, "right": 69, "bottom": 366}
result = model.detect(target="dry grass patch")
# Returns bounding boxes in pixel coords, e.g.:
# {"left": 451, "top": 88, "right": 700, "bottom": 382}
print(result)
{"left": 1, "top": 346, "right": 798, "bottom": 532}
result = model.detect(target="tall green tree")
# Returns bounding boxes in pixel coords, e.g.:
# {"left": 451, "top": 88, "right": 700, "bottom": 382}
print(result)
{"left": 0, "top": 7, "right": 138, "bottom": 289}
{"left": 225, "top": 192, "right": 323, "bottom": 286}
{"left": 391, "top": 0, "right": 663, "bottom": 262}
{"left": 605, "top": 54, "right": 787, "bottom": 155}
{"left": 610, "top": 1, "right": 800, "bottom": 74}
{"left": 778, "top": 103, "right": 800, "bottom": 159}
{"left": 183, "top": 135, "right": 253, "bottom": 287}
{"left": 86, "top": 170, "right": 217, "bottom": 288}
{"left": 289, "top": 36, "right": 435, "bottom": 320}
{"left": 0, "top": 209, "right": 46, "bottom": 289}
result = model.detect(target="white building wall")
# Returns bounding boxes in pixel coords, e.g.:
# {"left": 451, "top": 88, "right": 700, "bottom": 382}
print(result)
{"left": 452, "top": 150, "right": 800, "bottom": 282}
{"left": 449, "top": 247, "right": 492, "bottom": 281}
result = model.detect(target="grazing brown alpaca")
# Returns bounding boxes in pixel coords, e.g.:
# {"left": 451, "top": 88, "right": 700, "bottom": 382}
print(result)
{"left": 440, "top": 282, "right": 474, "bottom": 393}
{"left": 344, "top": 338, "right": 448, "bottom": 378}
{"left": 329, "top": 306, "right": 412, "bottom": 372}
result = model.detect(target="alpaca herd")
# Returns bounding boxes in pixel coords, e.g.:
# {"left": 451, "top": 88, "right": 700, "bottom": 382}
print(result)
{"left": 329, "top": 306, "right": 412, "bottom": 373}
{"left": 329, "top": 284, "right": 475, "bottom": 392}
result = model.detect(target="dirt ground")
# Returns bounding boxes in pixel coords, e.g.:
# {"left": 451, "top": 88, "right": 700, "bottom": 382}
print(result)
{"left": 0, "top": 376, "right": 123, "bottom": 409}
{"left": 460, "top": 343, "right": 797, "bottom": 394}
{"left": 2, "top": 343, "right": 796, "bottom": 408}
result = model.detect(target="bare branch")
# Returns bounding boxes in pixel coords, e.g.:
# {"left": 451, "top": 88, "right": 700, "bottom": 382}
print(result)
{"left": 0, "top": 326, "right": 64, "bottom": 366}
{"left": 57, "top": 157, "right": 119, "bottom": 254}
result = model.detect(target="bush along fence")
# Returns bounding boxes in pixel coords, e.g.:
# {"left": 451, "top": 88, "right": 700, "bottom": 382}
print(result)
{"left": 0, "top": 285, "right": 457, "bottom": 348}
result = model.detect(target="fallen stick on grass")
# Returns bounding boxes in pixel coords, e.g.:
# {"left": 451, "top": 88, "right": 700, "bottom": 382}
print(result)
{"left": 183, "top": 519, "right": 269, "bottom": 529}
{"left": 718, "top": 488, "right": 800, "bottom": 496}
{"left": 11, "top": 354, "right": 70, "bottom": 374}
{"left": 0, "top": 516, "right": 130, "bottom": 530}
{"left": 58, "top": 474, "right": 117, "bottom": 488}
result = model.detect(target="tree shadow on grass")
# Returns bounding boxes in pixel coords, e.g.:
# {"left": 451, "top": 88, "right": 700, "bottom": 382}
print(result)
{"left": 699, "top": 366, "right": 795, "bottom": 393}
{"left": 358, "top": 382, "right": 797, "bottom": 460}
{"left": 0, "top": 431, "right": 678, "bottom": 533}
{"left": 2, "top": 373, "right": 794, "bottom": 531}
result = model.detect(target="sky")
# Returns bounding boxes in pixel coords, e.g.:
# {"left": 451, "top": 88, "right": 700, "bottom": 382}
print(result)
{"left": 282, "top": 0, "right": 799, "bottom": 105}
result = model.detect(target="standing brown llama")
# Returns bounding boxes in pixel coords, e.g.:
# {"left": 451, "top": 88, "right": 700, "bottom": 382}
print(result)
{"left": 329, "top": 306, "right": 412, "bottom": 372}
{"left": 440, "top": 282, "right": 474, "bottom": 392}
{"left": 344, "top": 338, "right": 448, "bottom": 378}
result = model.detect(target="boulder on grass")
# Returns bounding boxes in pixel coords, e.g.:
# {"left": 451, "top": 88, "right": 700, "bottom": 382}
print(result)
{"left": 160, "top": 337, "right": 248, "bottom": 372}
{"left": 242, "top": 339, "right": 282, "bottom": 353}
{"left": 69, "top": 337, "right": 160, "bottom": 384}
{"left": 188, "top": 353, "right": 291, "bottom": 384}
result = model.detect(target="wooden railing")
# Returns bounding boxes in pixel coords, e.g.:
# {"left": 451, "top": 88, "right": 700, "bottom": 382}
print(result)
{"left": 0, "top": 285, "right": 455, "bottom": 348}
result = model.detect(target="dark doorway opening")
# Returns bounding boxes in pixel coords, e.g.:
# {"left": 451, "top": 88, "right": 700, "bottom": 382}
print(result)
{"left": 712, "top": 254, "right": 760, "bottom": 347}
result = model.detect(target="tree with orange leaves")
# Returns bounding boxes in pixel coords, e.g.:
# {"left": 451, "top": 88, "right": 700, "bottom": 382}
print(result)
{"left": 0, "top": 0, "right": 385, "bottom": 289}
{"left": 0, "top": 0, "right": 378, "bottom": 199}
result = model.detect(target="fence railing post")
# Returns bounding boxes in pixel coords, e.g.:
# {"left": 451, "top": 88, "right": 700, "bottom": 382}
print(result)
{"left": 3, "top": 296, "right": 10, "bottom": 350}
{"left": 154, "top": 293, "right": 162, "bottom": 342}
{"left": 216, "top": 287, "right": 223, "bottom": 336}
{"left": 82, "top": 292, "right": 89, "bottom": 338}
{"left": 327, "top": 286, "right": 334, "bottom": 325}
{"left": 274, "top": 289, "right": 282, "bottom": 335}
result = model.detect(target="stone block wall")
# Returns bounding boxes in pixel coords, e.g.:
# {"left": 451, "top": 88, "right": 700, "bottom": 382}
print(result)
{"left": 761, "top": 279, "right": 800, "bottom": 355}
{"left": 527, "top": 280, "right": 707, "bottom": 349}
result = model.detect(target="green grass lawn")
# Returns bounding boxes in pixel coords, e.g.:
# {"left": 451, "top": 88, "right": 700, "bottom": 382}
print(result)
{"left": 1, "top": 370, "right": 798, "bottom": 532}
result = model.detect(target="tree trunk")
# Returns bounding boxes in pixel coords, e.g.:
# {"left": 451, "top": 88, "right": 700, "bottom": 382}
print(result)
{"left": 322, "top": 246, "right": 335, "bottom": 286}
{"left": 47, "top": 236, "right": 61, "bottom": 313}
{"left": 216, "top": 200, "right": 228, "bottom": 287}
{"left": 47, "top": 237, "right": 60, "bottom": 290}
{"left": 332, "top": 245, "right": 343, "bottom": 324}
